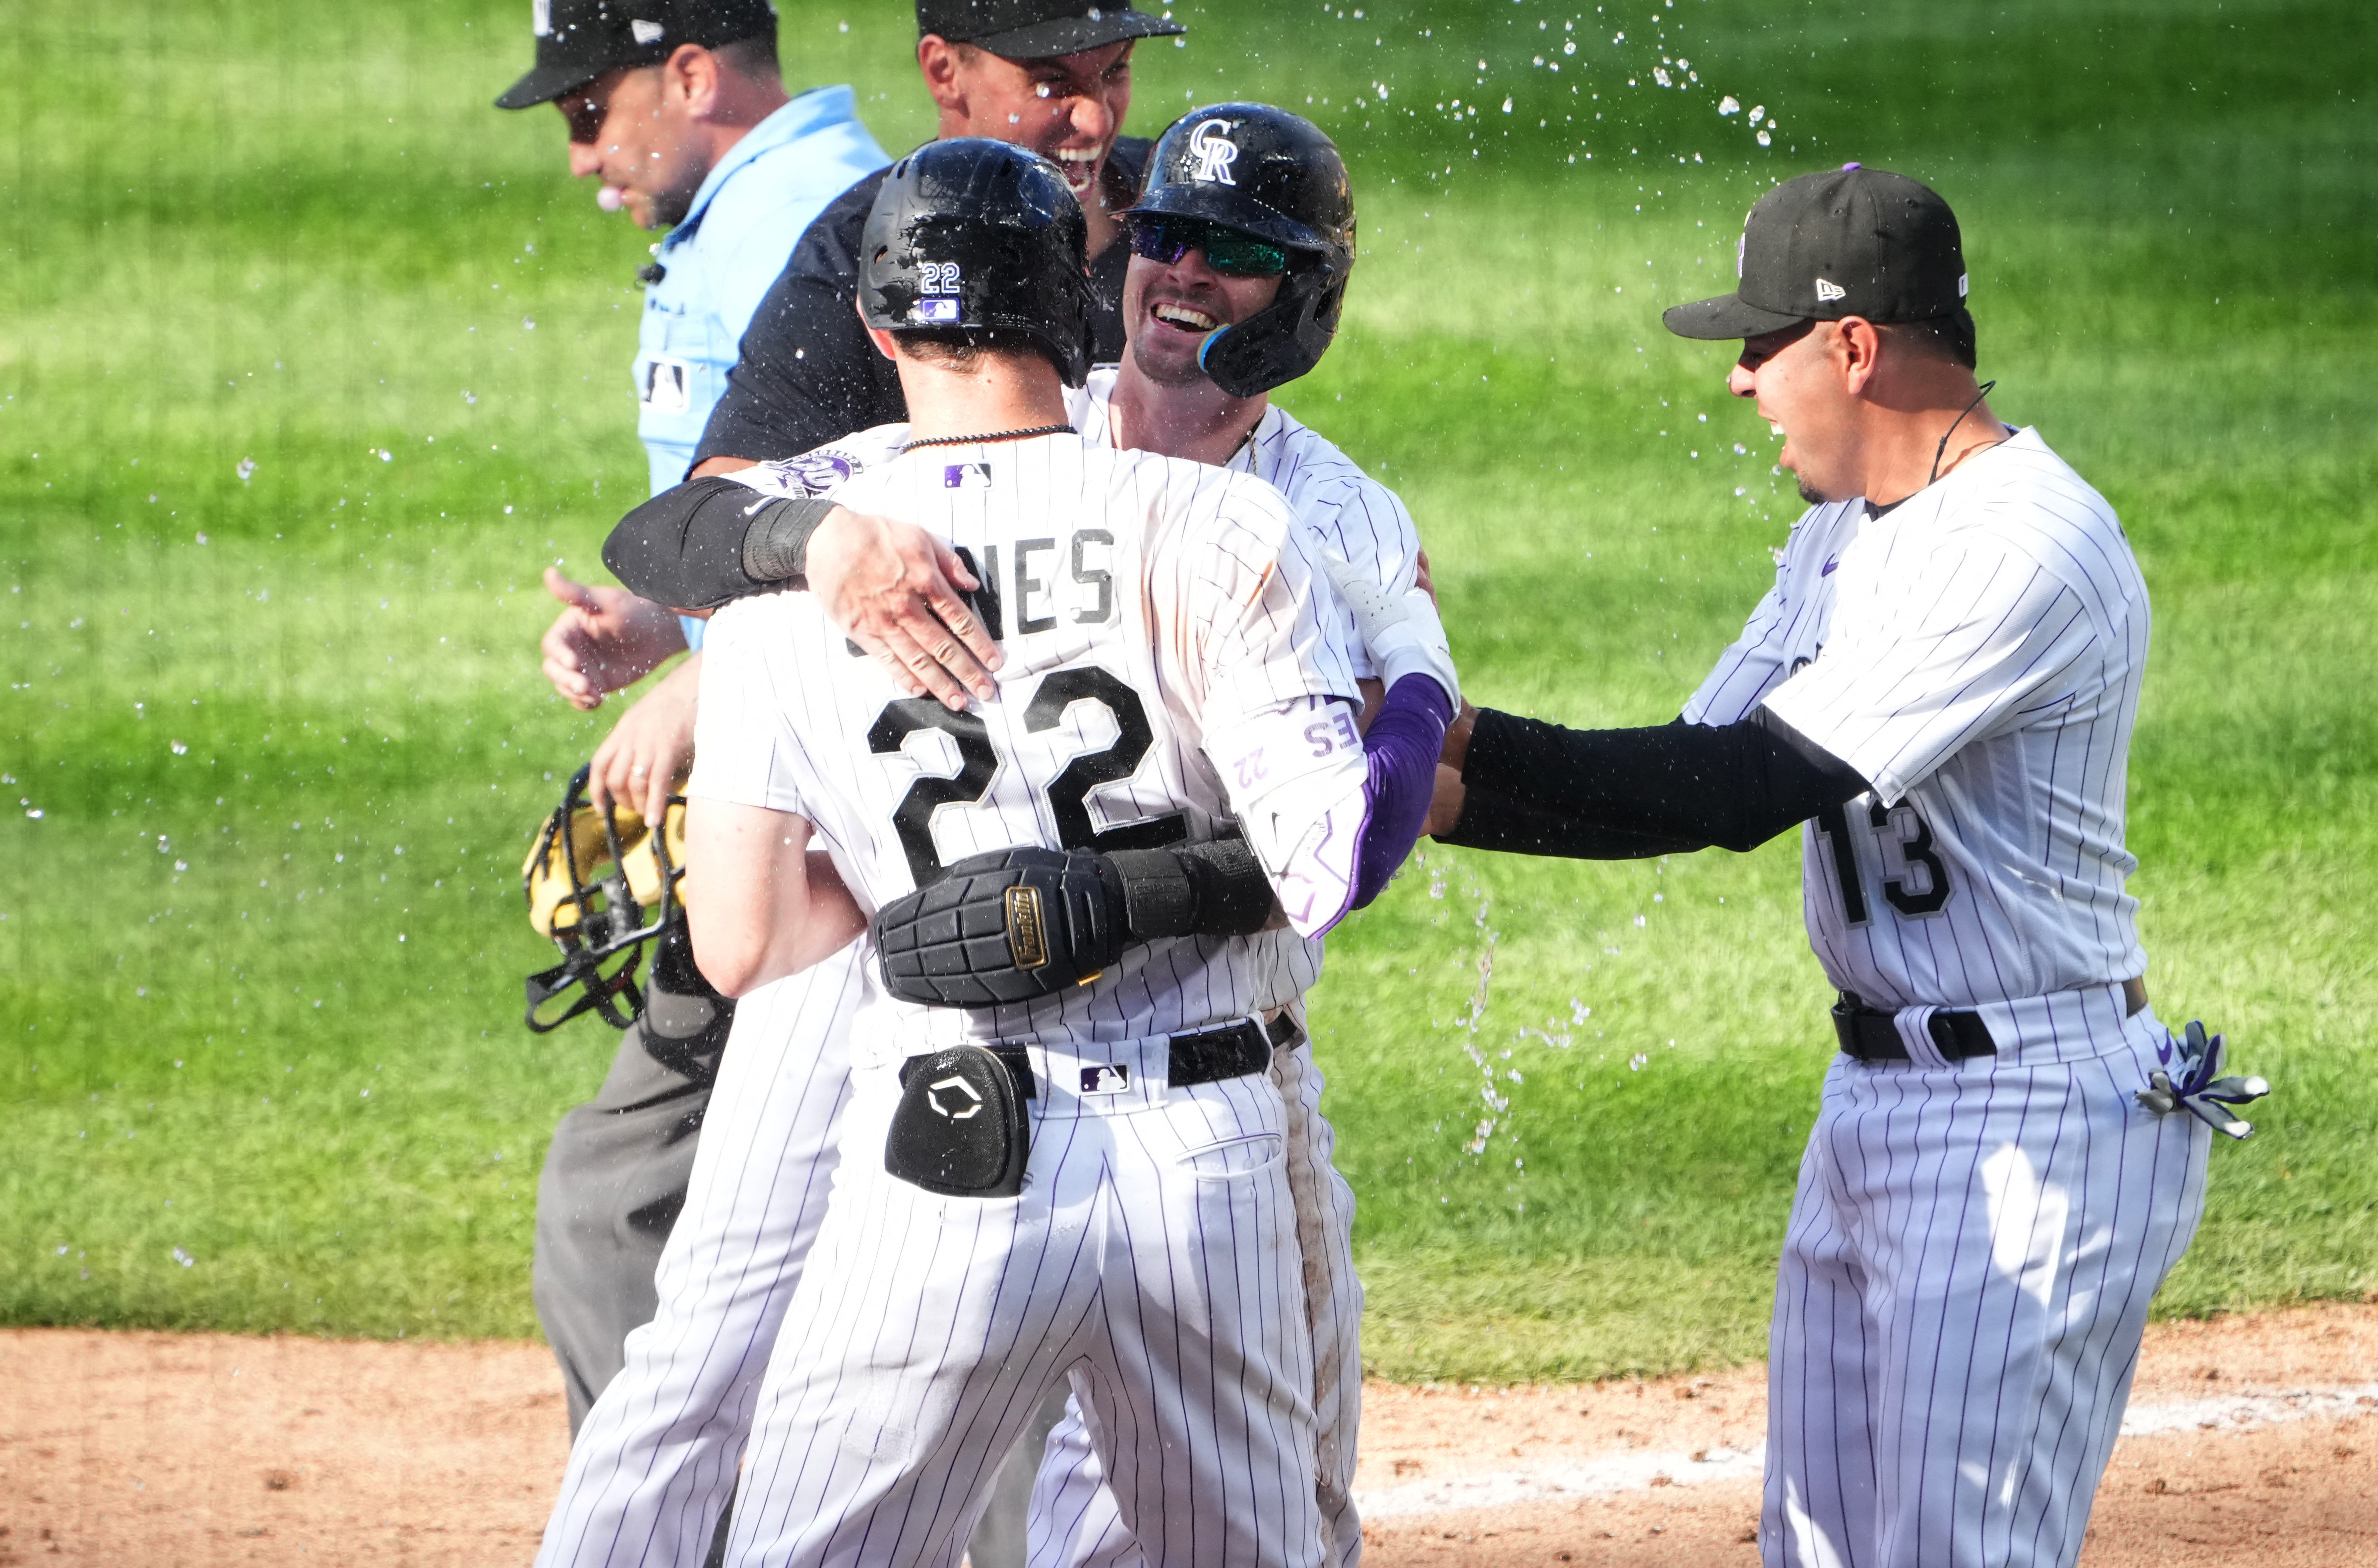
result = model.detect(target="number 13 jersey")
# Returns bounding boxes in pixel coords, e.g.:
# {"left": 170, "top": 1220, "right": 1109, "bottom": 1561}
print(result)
{"left": 689, "top": 431, "right": 1364, "bottom": 1056}
{"left": 1682, "top": 427, "right": 2150, "bottom": 1010}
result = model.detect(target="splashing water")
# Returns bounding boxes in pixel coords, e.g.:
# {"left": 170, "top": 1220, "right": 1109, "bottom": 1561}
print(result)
{"left": 1444, "top": 867, "right": 1506, "bottom": 1154}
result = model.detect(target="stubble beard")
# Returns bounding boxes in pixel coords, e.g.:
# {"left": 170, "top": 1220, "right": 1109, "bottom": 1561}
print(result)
{"left": 1130, "top": 330, "right": 1213, "bottom": 389}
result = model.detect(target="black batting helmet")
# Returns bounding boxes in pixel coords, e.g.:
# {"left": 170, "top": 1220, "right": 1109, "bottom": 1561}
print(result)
{"left": 860, "top": 138, "right": 1094, "bottom": 387}
{"left": 1126, "top": 104, "right": 1356, "bottom": 398}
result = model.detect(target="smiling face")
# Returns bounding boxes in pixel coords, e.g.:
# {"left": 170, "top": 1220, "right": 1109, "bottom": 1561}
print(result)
{"left": 924, "top": 40, "right": 1135, "bottom": 202}
{"left": 1728, "top": 317, "right": 1863, "bottom": 505}
{"left": 1122, "top": 239, "right": 1286, "bottom": 388}
{"left": 555, "top": 64, "right": 711, "bottom": 230}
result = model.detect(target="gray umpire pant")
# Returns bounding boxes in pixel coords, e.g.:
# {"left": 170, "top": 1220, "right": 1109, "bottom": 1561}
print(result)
{"left": 529, "top": 983, "right": 1052, "bottom": 1568}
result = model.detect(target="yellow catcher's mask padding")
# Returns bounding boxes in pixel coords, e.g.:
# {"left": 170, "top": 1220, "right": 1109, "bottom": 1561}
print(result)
{"left": 522, "top": 796, "right": 690, "bottom": 941}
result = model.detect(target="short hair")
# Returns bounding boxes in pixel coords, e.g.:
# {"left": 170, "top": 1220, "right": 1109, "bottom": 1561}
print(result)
{"left": 1880, "top": 308, "right": 1978, "bottom": 371}
{"left": 712, "top": 33, "right": 781, "bottom": 83}
{"left": 893, "top": 327, "right": 1070, "bottom": 381}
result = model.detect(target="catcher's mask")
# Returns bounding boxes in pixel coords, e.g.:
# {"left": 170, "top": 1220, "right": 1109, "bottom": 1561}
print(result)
{"left": 520, "top": 764, "right": 691, "bottom": 1032}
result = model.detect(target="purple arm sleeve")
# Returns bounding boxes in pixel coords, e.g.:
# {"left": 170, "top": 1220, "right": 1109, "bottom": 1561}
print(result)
{"left": 1350, "top": 674, "right": 1455, "bottom": 911}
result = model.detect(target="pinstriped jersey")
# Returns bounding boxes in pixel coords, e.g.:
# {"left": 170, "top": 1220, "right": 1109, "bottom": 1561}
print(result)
{"left": 1684, "top": 427, "right": 2149, "bottom": 1009}
{"left": 689, "top": 432, "right": 1363, "bottom": 1057}
{"left": 1070, "top": 366, "right": 1421, "bottom": 686}
{"left": 1071, "top": 366, "right": 1424, "bottom": 1009}
{"left": 722, "top": 373, "right": 1428, "bottom": 1015}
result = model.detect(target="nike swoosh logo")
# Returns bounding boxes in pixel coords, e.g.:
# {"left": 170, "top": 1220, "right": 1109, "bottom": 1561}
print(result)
{"left": 1821, "top": 555, "right": 1839, "bottom": 576}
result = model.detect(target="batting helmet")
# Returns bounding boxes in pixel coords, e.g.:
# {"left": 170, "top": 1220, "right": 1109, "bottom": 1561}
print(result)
{"left": 1126, "top": 104, "right": 1357, "bottom": 398}
{"left": 859, "top": 138, "right": 1094, "bottom": 387}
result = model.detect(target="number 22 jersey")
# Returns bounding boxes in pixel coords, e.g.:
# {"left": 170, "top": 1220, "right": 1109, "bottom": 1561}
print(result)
{"left": 688, "top": 431, "right": 1365, "bottom": 1056}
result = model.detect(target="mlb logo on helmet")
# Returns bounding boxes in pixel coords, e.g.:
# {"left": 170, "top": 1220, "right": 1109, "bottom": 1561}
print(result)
{"left": 1188, "top": 119, "right": 1240, "bottom": 185}
{"left": 916, "top": 297, "right": 960, "bottom": 323}
{"left": 533, "top": 0, "right": 552, "bottom": 37}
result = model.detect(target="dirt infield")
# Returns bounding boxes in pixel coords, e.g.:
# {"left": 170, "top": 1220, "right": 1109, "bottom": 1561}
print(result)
{"left": 2, "top": 1306, "right": 2372, "bottom": 1565}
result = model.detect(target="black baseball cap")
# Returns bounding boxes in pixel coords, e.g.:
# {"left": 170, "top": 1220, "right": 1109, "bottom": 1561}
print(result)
{"left": 495, "top": 0, "right": 779, "bottom": 111}
{"left": 1664, "top": 164, "right": 1969, "bottom": 340}
{"left": 916, "top": 0, "right": 1184, "bottom": 60}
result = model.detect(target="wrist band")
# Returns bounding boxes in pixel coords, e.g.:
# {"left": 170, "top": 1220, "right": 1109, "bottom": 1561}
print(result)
{"left": 741, "top": 495, "right": 835, "bottom": 583}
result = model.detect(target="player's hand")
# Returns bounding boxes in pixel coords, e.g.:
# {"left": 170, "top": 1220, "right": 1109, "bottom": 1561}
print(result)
{"left": 1318, "top": 554, "right": 1460, "bottom": 710}
{"left": 1413, "top": 547, "right": 1437, "bottom": 606}
{"left": 805, "top": 508, "right": 1002, "bottom": 711}
{"left": 588, "top": 653, "right": 701, "bottom": 827}
{"left": 1424, "top": 762, "right": 1468, "bottom": 839}
{"left": 541, "top": 567, "right": 690, "bottom": 710}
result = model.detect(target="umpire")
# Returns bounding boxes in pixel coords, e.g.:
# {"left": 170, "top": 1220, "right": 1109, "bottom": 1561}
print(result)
{"left": 494, "top": 0, "right": 885, "bottom": 1434}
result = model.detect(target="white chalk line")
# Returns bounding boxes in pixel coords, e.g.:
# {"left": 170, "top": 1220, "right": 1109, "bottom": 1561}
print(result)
{"left": 1350, "top": 1382, "right": 2378, "bottom": 1520}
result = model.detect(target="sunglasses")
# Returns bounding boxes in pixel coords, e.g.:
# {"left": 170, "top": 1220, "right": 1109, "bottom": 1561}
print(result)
{"left": 1128, "top": 215, "right": 1291, "bottom": 278}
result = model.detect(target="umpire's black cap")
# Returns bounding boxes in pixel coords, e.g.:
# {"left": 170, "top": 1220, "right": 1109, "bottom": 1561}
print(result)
{"left": 495, "top": 0, "right": 779, "bottom": 111}
{"left": 1664, "top": 164, "right": 1969, "bottom": 339}
{"left": 916, "top": 0, "right": 1184, "bottom": 60}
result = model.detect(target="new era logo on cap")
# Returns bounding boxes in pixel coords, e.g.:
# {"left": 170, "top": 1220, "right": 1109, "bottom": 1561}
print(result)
{"left": 631, "top": 18, "right": 666, "bottom": 43}
{"left": 1815, "top": 277, "right": 1847, "bottom": 303}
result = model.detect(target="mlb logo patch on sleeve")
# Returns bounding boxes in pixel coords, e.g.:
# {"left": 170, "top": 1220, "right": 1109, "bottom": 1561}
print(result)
{"left": 944, "top": 463, "right": 992, "bottom": 489}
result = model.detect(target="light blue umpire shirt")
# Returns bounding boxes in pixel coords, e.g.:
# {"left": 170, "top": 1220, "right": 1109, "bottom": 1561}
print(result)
{"left": 633, "top": 84, "right": 886, "bottom": 649}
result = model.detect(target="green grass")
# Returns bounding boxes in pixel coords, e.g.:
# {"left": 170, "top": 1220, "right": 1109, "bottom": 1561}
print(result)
{"left": 2, "top": 0, "right": 2371, "bottom": 1380}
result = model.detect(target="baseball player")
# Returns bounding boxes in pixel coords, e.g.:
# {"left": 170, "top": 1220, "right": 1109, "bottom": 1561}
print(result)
{"left": 680, "top": 136, "right": 1454, "bottom": 1568}
{"left": 528, "top": 6, "right": 1184, "bottom": 1561}
{"left": 1426, "top": 165, "right": 2263, "bottom": 1567}
{"left": 576, "top": 106, "right": 1400, "bottom": 1568}
{"left": 495, "top": 0, "right": 886, "bottom": 1437}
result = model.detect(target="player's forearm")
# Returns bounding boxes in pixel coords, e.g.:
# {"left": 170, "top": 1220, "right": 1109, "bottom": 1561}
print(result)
{"left": 1442, "top": 706, "right": 1869, "bottom": 857}
{"left": 684, "top": 800, "right": 854, "bottom": 995}
{"left": 605, "top": 479, "right": 837, "bottom": 611}
{"left": 1350, "top": 675, "right": 1454, "bottom": 909}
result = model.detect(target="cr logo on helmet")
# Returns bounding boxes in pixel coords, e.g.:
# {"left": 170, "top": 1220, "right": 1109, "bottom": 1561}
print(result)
{"left": 1188, "top": 119, "right": 1239, "bottom": 185}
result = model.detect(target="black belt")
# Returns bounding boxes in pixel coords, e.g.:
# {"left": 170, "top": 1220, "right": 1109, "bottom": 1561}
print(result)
{"left": 898, "top": 1019, "right": 1273, "bottom": 1099}
{"left": 1831, "top": 992, "right": 1997, "bottom": 1062}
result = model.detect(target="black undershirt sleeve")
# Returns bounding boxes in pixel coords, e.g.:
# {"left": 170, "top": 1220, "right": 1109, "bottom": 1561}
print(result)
{"left": 603, "top": 479, "right": 833, "bottom": 610}
{"left": 1439, "top": 707, "right": 1872, "bottom": 860}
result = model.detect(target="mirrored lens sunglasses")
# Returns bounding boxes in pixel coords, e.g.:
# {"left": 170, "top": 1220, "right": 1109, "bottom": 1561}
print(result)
{"left": 1128, "top": 215, "right": 1291, "bottom": 278}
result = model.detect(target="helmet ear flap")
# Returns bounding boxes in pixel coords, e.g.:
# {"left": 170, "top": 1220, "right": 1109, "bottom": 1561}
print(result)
{"left": 1195, "top": 266, "right": 1344, "bottom": 398}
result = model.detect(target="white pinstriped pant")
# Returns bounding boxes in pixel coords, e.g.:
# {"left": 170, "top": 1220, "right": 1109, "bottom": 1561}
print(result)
{"left": 722, "top": 1036, "right": 1324, "bottom": 1568}
{"left": 1763, "top": 1006, "right": 2211, "bottom": 1568}
{"left": 535, "top": 963, "right": 1357, "bottom": 1568}
{"left": 535, "top": 949, "right": 866, "bottom": 1568}
{"left": 1025, "top": 1006, "right": 1365, "bottom": 1568}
